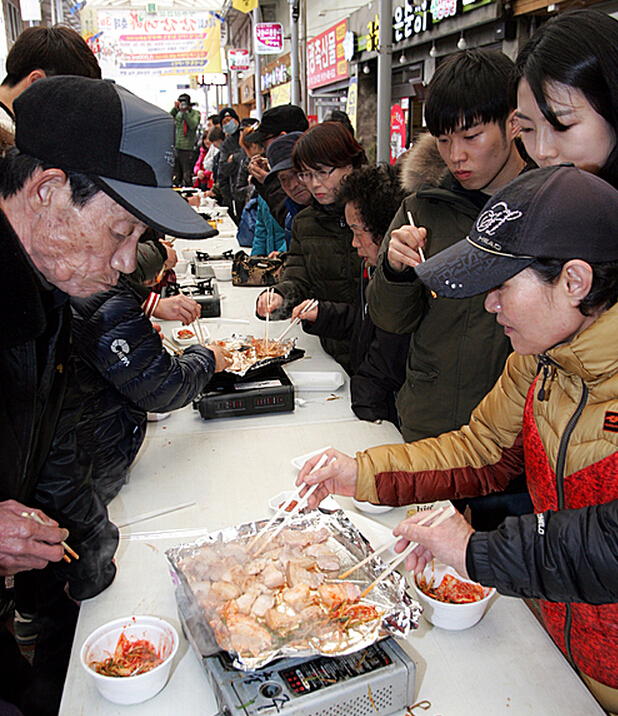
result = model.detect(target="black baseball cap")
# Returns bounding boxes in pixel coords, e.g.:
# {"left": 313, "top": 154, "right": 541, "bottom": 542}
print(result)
{"left": 245, "top": 105, "right": 308, "bottom": 145}
{"left": 14, "top": 76, "right": 216, "bottom": 239}
{"left": 414, "top": 165, "right": 618, "bottom": 298}
{"left": 266, "top": 131, "right": 303, "bottom": 177}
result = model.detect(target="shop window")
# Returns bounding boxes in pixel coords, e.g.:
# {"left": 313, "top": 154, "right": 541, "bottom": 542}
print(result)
{"left": 6, "top": 1, "right": 22, "bottom": 44}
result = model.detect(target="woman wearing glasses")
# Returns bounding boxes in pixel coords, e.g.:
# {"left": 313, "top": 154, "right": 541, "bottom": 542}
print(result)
{"left": 256, "top": 121, "right": 366, "bottom": 372}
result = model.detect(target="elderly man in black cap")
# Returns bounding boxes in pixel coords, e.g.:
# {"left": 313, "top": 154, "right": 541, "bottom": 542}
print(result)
{"left": 0, "top": 76, "right": 214, "bottom": 716}
{"left": 247, "top": 104, "right": 309, "bottom": 227}
{"left": 265, "top": 131, "right": 311, "bottom": 246}
{"left": 170, "top": 92, "right": 200, "bottom": 186}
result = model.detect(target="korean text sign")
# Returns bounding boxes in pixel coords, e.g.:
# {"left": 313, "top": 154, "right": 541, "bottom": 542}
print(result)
{"left": 307, "top": 19, "right": 348, "bottom": 90}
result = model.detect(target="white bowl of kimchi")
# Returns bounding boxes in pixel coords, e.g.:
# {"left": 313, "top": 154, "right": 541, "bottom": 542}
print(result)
{"left": 80, "top": 615, "right": 178, "bottom": 704}
{"left": 411, "top": 563, "right": 495, "bottom": 631}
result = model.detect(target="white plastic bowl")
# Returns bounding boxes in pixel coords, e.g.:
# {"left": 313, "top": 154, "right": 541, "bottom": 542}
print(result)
{"left": 212, "top": 261, "right": 233, "bottom": 281}
{"left": 80, "top": 615, "right": 178, "bottom": 704}
{"left": 171, "top": 323, "right": 210, "bottom": 347}
{"left": 352, "top": 498, "right": 394, "bottom": 515}
{"left": 411, "top": 565, "right": 495, "bottom": 631}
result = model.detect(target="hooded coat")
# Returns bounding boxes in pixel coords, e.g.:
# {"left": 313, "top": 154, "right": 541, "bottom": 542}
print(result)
{"left": 367, "top": 133, "right": 513, "bottom": 441}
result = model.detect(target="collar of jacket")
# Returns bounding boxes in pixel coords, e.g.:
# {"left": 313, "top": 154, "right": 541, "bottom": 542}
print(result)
{"left": 0, "top": 208, "right": 67, "bottom": 349}
{"left": 545, "top": 302, "right": 618, "bottom": 384}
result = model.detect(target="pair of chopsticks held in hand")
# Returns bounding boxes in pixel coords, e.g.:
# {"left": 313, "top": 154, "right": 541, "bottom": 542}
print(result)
{"left": 21, "top": 511, "right": 79, "bottom": 563}
{"left": 250, "top": 452, "right": 335, "bottom": 556}
{"left": 341, "top": 504, "right": 456, "bottom": 598}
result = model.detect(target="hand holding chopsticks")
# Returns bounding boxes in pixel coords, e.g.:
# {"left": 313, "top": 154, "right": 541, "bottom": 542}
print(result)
{"left": 250, "top": 452, "right": 334, "bottom": 555}
{"left": 275, "top": 299, "right": 319, "bottom": 344}
{"left": 21, "top": 511, "right": 79, "bottom": 563}
{"left": 359, "top": 505, "right": 456, "bottom": 598}
{"left": 407, "top": 210, "right": 436, "bottom": 298}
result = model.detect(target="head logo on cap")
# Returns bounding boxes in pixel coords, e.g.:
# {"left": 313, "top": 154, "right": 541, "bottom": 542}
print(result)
{"left": 476, "top": 202, "right": 523, "bottom": 239}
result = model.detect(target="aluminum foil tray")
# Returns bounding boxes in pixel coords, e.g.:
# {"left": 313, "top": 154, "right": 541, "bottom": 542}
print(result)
{"left": 166, "top": 511, "right": 420, "bottom": 671}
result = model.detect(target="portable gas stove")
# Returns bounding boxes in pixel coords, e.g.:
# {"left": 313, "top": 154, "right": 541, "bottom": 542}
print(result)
{"left": 193, "top": 366, "right": 295, "bottom": 419}
{"left": 176, "top": 586, "right": 416, "bottom": 716}
{"left": 193, "top": 249, "right": 235, "bottom": 280}
{"left": 163, "top": 278, "right": 221, "bottom": 318}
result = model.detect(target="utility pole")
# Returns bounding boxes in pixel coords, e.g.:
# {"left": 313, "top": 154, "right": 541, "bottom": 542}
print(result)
{"left": 289, "top": 0, "right": 301, "bottom": 106}
{"left": 376, "top": 0, "right": 392, "bottom": 163}
{"left": 253, "top": 6, "right": 263, "bottom": 119}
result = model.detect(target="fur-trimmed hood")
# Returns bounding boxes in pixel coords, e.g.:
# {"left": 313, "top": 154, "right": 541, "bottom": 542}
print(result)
{"left": 398, "top": 132, "right": 447, "bottom": 194}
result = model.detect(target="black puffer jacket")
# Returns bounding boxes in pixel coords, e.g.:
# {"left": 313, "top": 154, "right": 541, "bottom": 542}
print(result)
{"left": 1, "top": 209, "right": 117, "bottom": 601}
{"left": 266, "top": 201, "right": 363, "bottom": 372}
{"left": 71, "top": 277, "right": 217, "bottom": 504}
{"left": 301, "top": 264, "right": 410, "bottom": 424}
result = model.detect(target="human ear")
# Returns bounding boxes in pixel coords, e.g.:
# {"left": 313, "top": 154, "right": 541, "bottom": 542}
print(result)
{"left": 26, "top": 168, "right": 69, "bottom": 213}
{"left": 25, "top": 69, "right": 46, "bottom": 86}
{"left": 561, "top": 260, "right": 594, "bottom": 305}
{"left": 506, "top": 109, "right": 520, "bottom": 142}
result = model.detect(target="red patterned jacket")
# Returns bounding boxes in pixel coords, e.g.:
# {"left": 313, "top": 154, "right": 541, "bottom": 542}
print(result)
{"left": 353, "top": 302, "right": 618, "bottom": 686}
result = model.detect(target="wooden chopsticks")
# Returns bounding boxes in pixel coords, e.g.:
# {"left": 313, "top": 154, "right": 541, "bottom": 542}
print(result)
{"left": 263, "top": 288, "right": 273, "bottom": 347}
{"left": 407, "top": 210, "right": 436, "bottom": 299}
{"left": 275, "top": 299, "right": 319, "bottom": 344}
{"left": 359, "top": 504, "right": 456, "bottom": 598}
{"left": 21, "top": 511, "right": 79, "bottom": 563}
{"left": 250, "top": 452, "right": 333, "bottom": 555}
{"left": 162, "top": 335, "right": 183, "bottom": 356}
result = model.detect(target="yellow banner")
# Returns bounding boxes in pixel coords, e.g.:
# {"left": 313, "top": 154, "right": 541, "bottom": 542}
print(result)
{"left": 232, "top": 0, "right": 258, "bottom": 13}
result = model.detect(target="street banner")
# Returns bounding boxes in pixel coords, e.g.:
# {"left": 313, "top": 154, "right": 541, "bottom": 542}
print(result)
{"left": 96, "top": 9, "right": 222, "bottom": 76}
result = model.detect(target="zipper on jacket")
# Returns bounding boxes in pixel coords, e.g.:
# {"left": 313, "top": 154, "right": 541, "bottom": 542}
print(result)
{"left": 553, "top": 377, "right": 589, "bottom": 670}
{"left": 536, "top": 353, "right": 560, "bottom": 401}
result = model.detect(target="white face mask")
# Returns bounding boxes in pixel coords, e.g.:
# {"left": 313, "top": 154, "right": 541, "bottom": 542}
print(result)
{"left": 223, "top": 118, "right": 238, "bottom": 135}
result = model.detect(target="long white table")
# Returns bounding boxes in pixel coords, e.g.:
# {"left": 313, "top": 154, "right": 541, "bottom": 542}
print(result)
{"left": 58, "top": 225, "right": 606, "bottom": 716}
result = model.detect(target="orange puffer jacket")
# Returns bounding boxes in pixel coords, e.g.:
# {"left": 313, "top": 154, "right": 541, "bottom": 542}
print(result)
{"left": 354, "top": 301, "right": 618, "bottom": 687}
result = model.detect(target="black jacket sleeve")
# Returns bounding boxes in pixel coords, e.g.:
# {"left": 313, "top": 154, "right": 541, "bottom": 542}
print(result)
{"left": 34, "top": 365, "right": 118, "bottom": 601}
{"left": 467, "top": 502, "right": 618, "bottom": 604}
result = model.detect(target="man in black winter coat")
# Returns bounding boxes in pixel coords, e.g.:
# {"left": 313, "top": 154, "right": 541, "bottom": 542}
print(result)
{"left": 0, "top": 76, "right": 214, "bottom": 716}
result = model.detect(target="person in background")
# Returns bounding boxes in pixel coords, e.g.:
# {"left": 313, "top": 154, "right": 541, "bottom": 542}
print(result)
{"left": 217, "top": 106, "right": 243, "bottom": 224}
{"left": 299, "top": 166, "right": 618, "bottom": 716}
{"left": 0, "top": 25, "right": 101, "bottom": 149}
{"left": 193, "top": 132, "right": 214, "bottom": 191}
{"left": 513, "top": 9, "right": 618, "bottom": 189}
{"left": 234, "top": 118, "right": 262, "bottom": 215}
{"left": 71, "top": 244, "right": 231, "bottom": 505}
{"left": 291, "top": 164, "right": 409, "bottom": 424}
{"left": 264, "top": 132, "right": 312, "bottom": 248}
{"left": 206, "top": 113, "right": 220, "bottom": 131}
{"left": 246, "top": 104, "right": 309, "bottom": 227}
{"left": 170, "top": 92, "right": 200, "bottom": 187}
{"left": 206, "top": 125, "right": 224, "bottom": 187}
{"left": 0, "top": 75, "right": 213, "bottom": 716}
{"left": 366, "top": 49, "right": 533, "bottom": 529}
{"left": 256, "top": 122, "right": 365, "bottom": 373}
{"left": 323, "top": 109, "right": 355, "bottom": 136}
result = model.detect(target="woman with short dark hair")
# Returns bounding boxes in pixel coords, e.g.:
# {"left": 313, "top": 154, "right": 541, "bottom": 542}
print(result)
{"left": 255, "top": 122, "right": 366, "bottom": 372}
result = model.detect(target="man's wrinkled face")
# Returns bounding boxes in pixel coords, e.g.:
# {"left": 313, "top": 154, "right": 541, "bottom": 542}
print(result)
{"left": 29, "top": 184, "right": 146, "bottom": 297}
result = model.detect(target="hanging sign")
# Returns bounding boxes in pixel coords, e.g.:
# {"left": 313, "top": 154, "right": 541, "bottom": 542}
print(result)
{"left": 390, "top": 104, "right": 407, "bottom": 164}
{"left": 307, "top": 19, "right": 348, "bottom": 90}
{"left": 228, "top": 48, "right": 250, "bottom": 71}
{"left": 254, "top": 22, "right": 284, "bottom": 55}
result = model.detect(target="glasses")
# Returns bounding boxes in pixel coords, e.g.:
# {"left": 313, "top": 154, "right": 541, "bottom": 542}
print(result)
{"left": 297, "top": 167, "right": 337, "bottom": 183}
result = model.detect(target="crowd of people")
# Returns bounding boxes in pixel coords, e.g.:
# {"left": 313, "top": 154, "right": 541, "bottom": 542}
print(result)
{"left": 4, "top": 7, "right": 618, "bottom": 716}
